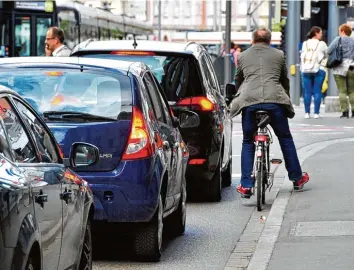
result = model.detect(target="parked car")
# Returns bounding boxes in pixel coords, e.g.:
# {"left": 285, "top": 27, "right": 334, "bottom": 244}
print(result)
{"left": 0, "top": 57, "right": 198, "bottom": 261}
{"left": 0, "top": 85, "right": 99, "bottom": 270}
{"left": 71, "top": 40, "right": 234, "bottom": 201}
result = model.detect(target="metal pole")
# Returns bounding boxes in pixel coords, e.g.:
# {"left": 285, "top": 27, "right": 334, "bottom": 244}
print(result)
{"left": 158, "top": 0, "right": 162, "bottom": 41}
{"left": 294, "top": 0, "right": 301, "bottom": 106}
{"left": 286, "top": 0, "right": 297, "bottom": 104}
{"left": 247, "top": 0, "right": 252, "bottom": 31}
{"left": 268, "top": 0, "right": 274, "bottom": 30}
{"left": 328, "top": 0, "right": 340, "bottom": 96}
{"left": 224, "top": 0, "right": 232, "bottom": 88}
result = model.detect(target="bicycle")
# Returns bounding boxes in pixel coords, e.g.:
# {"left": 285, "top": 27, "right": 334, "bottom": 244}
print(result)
{"left": 253, "top": 110, "right": 282, "bottom": 211}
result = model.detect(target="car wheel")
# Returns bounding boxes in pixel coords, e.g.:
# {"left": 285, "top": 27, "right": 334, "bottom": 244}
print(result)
{"left": 134, "top": 195, "right": 163, "bottom": 261}
{"left": 78, "top": 221, "right": 92, "bottom": 270}
{"left": 207, "top": 160, "right": 222, "bottom": 202}
{"left": 25, "top": 257, "right": 35, "bottom": 270}
{"left": 222, "top": 155, "right": 232, "bottom": 187}
{"left": 166, "top": 177, "right": 187, "bottom": 236}
{"left": 25, "top": 254, "right": 39, "bottom": 270}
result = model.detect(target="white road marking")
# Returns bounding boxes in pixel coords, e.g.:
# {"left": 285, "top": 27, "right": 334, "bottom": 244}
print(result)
{"left": 232, "top": 173, "right": 241, "bottom": 178}
{"left": 344, "top": 126, "right": 354, "bottom": 129}
{"left": 310, "top": 132, "right": 344, "bottom": 135}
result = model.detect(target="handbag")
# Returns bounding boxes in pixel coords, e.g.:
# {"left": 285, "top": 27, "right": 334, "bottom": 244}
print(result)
{"left": 326, "top": 37, "right": 343, "bottom": 68}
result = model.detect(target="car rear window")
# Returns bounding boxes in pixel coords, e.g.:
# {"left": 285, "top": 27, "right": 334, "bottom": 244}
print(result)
{"left": 0, "top": 69, "right": 132, "bottom": 120}
{"left": 81, "top": 53, "right": 204, "bottom": 102}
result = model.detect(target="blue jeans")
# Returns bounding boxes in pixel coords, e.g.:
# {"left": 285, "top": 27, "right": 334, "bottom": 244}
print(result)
{"left": 302, "top": 70, "right": 326, "bottom": 114}
{"left": 241, "top": 103, "right": 303, "bottom": 188}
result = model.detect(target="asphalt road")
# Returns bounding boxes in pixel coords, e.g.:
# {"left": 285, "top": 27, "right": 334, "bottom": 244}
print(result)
{"left": 92, "top": 108, "right": 354, "bottom": 270}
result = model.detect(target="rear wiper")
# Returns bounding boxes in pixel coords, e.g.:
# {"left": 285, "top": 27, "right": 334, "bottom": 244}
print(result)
{"left": 43, "top": 111, "right": 116, "bottom": 122}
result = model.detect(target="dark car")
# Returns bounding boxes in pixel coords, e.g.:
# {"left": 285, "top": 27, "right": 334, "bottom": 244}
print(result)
{"left": 0, "top": 57, "right": 199, "bottom": 261}
{"left": 71, "top": 40, "right": 234, "bottom": 201}
{"left": 0, "top": 85, "right": 99, "bottom": 270}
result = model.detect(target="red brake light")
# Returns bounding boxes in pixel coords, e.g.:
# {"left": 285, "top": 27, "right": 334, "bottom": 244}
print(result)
{"left": 189, "top": 159, "right": 206, "bottom": 165}
{"left": 57, "top": 145, "right": 65, "bottom": 159}
{"left": 254, "top": 135, "right": 268, "bottom": 142}
{"left": 51, "top": 94, "right": 64, "bottom": 105}
{"left": 122, "top": 107, "right": 154, "bottom": 160}
{"left": 177, "top": 97, "right": 216, "bottom": 112}
{"left": 110, "top": 51, "right": 155, "bottom": 56}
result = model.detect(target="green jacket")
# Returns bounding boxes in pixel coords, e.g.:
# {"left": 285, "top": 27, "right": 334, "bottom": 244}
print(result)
{"left": 230, "top": 44, "right": 295, "bottom": 118}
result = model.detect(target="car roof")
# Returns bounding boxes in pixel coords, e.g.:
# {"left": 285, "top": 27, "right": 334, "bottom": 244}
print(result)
{"left": 0, "top": 57, "right": 146, "bottom": 75}
{"left": 73, "top": 40, "right": 204, "bottom": 55}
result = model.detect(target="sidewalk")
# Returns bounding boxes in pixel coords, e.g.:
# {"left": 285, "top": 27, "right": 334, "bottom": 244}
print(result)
{"left": 267, "top": 141, "right": 354, "bottom": 270}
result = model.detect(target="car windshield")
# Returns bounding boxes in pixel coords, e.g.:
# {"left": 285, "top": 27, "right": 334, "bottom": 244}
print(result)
{"left": 81, "top": 53, "right": 204, "bottom": 102}
{"left": 0, "top": 69, "right": 133, "bottom": 120}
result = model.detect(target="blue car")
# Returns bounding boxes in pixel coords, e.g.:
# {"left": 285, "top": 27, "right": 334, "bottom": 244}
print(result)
{"left": 0, "top": 57, "right": 199, "bottom": 261}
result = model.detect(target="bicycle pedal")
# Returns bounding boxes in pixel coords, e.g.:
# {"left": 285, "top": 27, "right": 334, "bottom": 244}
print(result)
{"left": 271, "top": 158, "right": 282, "bottom": 164}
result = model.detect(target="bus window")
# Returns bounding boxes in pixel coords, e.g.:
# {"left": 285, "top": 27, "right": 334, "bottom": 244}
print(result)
{"left": 15, "top": 16, "right": 31, "bottom": 56}
{"left": 0, "top": 16, "right": 10, "bottom": 57}
{"left": 58, "top": 10, "right": 78, "bottom": 49}
{"left": 36, "top": 17, "right": 52, "bottom": 56}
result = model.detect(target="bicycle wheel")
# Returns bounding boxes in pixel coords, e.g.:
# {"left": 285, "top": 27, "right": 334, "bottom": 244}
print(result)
{"left": 256, "top": 155, "right": 264, "bottom": 211}
{"left": 262, "top": 146, "right": 269, "bottom": 204}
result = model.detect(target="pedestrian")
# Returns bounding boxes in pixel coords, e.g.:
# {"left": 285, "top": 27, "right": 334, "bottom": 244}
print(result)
{"left": 327, "top": 24, "right": 354, "bottom": 118}
{"left": 45, "top": 26, "right": 71, "bottom": 57}
{"left": 300, "top": 26, "right": 328, "bottom": 119}
{"left": 230, "top": 28, "right": 309, "bottom": 198}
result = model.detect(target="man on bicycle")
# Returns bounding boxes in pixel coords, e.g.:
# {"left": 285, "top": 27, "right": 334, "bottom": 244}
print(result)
{"left": 230, "top": 28, "right": 309, "bottom": 198}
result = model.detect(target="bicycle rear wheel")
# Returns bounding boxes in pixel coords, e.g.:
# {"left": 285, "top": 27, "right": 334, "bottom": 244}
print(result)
{"left": 256, "top": 155, "right": 264, "bottom": 211}
{"left": 262, "top": 146, "right": 269, "bottom": 204}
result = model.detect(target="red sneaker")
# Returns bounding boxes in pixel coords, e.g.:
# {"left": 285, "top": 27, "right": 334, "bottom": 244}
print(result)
{"left": 293, "top": 172, "right": 309, "bottom": 190}
{"left": 237, "top": 185, "right": 253, "bottom": 198}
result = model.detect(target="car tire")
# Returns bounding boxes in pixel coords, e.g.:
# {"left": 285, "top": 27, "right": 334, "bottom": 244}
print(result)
{"left": 134, "top": 195, "right": 163, "bottom": 262}
{"left": 78, "top": 220, "right": 93, "bottom": 270}
{"left": 166, "top": 177, "right": 187, "bottom": 236}
{"left": 207, "top": 160, "right": 222, "bottom": 202}
{"left": 222, "top": 156, "right": 232, "bottom": 187}
{"left": 25, "top": 257, "right": 35, "bottom": 270}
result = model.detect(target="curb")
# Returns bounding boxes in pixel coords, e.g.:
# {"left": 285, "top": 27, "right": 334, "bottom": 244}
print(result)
{"left": 224, "top": 137, "right": 354, "bottom": 270}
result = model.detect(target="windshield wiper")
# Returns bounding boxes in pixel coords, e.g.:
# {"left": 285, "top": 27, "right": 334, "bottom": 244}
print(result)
{"left": 43, "top": 111, "right": 116, "bottom": 122}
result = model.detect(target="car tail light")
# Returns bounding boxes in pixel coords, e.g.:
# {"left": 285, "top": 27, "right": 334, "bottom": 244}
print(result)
{"left": 110, "top": 51, "right": 156, "bottom": 56}
{"left": 51, "top": 94, "right": 64, "bottom": 105}
{"left": 122, "top": 107, "right": 154, "bottom": 160}
{"left": 177, "top": 97, "right": 216, "bottom": 112}
{"left": 254, "top": 135, "right": 268, "bottom": 142}
{"left": 57, "top": 145, "right": 65, "bottom": 159}
{"left": 189, "top": 159, "right": 206, "bottom": 165}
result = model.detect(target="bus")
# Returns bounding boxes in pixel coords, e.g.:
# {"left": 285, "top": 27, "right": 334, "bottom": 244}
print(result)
{"left": 0, "top": 0, "right": 154, "bottom": 57}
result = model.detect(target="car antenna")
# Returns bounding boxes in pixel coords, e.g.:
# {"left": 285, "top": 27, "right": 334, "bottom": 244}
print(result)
{"left": 132, "top": 35, "right": 138, "bottom": 49}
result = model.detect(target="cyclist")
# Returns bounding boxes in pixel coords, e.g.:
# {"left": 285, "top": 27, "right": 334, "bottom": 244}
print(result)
{"left": 230, "top": 27, "right": 309, "bottom": 198}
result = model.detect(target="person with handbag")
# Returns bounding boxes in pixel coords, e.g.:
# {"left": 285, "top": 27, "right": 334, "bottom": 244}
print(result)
{"left": 300, "top": 26, "right": 328, "bottom": 119}
{"left": 327, "top": 24, "right": 354, "bottom": 118}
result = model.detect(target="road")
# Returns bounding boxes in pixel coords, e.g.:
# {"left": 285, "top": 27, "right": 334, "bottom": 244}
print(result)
{"left": 92, "top": 107, "right": 354, "bottom": 270}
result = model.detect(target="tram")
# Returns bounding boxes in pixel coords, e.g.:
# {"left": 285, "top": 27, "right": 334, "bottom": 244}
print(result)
{"left": 0, "top": 0, "right": 153, "bottom": 57}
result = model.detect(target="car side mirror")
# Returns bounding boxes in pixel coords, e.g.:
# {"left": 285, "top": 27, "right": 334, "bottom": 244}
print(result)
{"left": 225, "top": 83, "right": 237, "bottom": 105}
{"left": 179, "top": 110, "right": 200, "bottom": 129}
{"left": 66, "top": 143, "right": 99, "bottom": 168}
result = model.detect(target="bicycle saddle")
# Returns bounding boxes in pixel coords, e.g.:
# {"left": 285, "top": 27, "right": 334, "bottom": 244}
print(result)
{"left": 255, "top": 111, "right": 270, "bottom": 128}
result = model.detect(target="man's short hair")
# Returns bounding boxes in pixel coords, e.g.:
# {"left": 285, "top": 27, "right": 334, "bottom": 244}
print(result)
{"left": 49, "top": 26, "right": 65, "bottom": 44}
{"left": 252, "top": 28, "right": 272, "bottom": 45}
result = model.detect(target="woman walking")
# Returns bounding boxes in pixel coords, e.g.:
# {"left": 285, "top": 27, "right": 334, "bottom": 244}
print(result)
{"left": 328, "top": 24, "right": 354, "bottom": 118}
{"left": 300, "top": 26, "right": 328, "bottom": 119}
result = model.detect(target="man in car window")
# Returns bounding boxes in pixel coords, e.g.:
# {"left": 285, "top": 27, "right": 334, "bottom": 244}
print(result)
{"left": 45, "top": 27, "right": 71, "bottom": 57}
{"left": 230, "top": 28, "right": 310, "bottom": 198}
